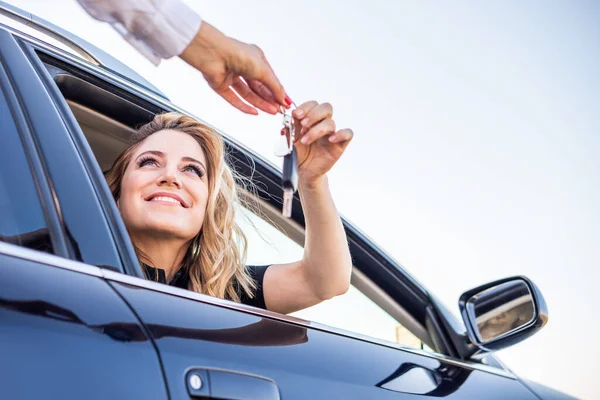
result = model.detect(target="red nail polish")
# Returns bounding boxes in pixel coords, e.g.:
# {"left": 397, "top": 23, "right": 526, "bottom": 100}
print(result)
{"left": 284, "top": 95, "right": 293, "bottom": 106}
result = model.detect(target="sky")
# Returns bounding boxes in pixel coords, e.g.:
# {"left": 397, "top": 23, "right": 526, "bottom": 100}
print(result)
{"left": 6, "top": 1, "right": 600, "bottom": 398}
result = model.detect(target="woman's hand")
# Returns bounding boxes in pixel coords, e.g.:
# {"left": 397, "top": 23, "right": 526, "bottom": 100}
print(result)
{"left": 292, "top": 101, "right": 353, "bottom": 186}
{"left": 263, "top": 101, "right": 353, "bottom": 314}
{"left": 180, "top": 22, "right": 291, "bottom": 115}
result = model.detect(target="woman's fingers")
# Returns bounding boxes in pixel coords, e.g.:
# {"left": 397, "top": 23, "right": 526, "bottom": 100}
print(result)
{"left": 217, "top": 86, "right": 259, "bottom": 115}
{"left": 300, "top": 118, "right": 337, "bottom": 145}
{"left": 328, "top": 128, "right": 354, "bottom": 146}
{"left": 292, "top": 101, "right": 318, "bottom": 120}
{"left": 297, "top": 102, "right": 333, "bottom": 134}
{"left": 179, "top": 23, "right": 291, "bottom": 114}
{"left": 248, "top": 79, "right": 277, "bottom": 104}
{"left": 290, "top": 101, "right": 340, "bottom": 145}
{"left": 231, "top": 78, "right": 278, "bottom": 115}
{"left": 292, "top": 101, "right": 318, "bottom": 139}
{"left": 246, "top": 44, "right": 290, "bottom": 108}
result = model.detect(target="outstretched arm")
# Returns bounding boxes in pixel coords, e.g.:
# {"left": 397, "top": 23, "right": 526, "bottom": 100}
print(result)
{"left": 262, "top": 101, "right": 354, "bottom": 314}
{"left": 77, "top": 0, "right": 291, "bottom": 114}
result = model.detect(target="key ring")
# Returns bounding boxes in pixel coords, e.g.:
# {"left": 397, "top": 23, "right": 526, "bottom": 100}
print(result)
{"left": 275, "top": 104, "right": 297, "bottom": 157}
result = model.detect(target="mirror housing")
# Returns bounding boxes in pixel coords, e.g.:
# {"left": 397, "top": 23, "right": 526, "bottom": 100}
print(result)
{"left": 459, "top": 276, "right": 548, "bottom": 352}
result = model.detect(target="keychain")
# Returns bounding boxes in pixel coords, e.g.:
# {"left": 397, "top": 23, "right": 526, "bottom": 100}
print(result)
{"left": 274, "top": 105, "right": 298, "bottom": 218}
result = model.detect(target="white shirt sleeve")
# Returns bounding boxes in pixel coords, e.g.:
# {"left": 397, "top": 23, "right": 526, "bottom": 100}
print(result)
{"left": 76, "top": 0, "right": 202, "bottom": 65}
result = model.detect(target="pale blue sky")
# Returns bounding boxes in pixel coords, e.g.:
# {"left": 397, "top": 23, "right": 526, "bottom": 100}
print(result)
{"left": 8, "top": 1, "right": 599, "bottom": 398}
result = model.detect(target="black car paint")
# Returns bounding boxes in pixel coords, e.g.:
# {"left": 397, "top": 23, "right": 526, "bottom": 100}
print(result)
{"left": 0, "top": 252, "right": 167, "bottom": 399}
{"left": 0, "top": 17, "right": 574, "bottom": 400}
{"left": 110, "top": 279, "right": 538, "bottom": 399}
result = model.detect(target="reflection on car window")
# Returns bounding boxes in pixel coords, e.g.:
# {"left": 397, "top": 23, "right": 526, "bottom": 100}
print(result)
{"left": 238, "top": 206, "right": 422, "bottom": 348}
{"left": 0, "top": 85, "right": 53, "bottom": 253}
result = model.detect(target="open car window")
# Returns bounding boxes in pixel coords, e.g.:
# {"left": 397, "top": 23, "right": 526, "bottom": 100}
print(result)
{"left": 33, "top": 46, "right": 431, "bottom": 352}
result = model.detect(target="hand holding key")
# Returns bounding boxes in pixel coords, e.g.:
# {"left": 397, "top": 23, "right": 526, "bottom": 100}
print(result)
{"left": 277, "top": 108, "right": 298, "bottom": 218}
{"left": 292, "top": 101, "right": 354, "bottom": 186}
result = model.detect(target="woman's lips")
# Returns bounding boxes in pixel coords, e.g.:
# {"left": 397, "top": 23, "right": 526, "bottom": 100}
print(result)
{"left": 145, "top": 192, "right": 188, "bottom": 208}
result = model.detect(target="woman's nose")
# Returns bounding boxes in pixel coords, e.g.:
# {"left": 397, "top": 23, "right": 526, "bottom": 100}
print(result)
{"left": 157, "top": 167, "right": 182, "bottom": 188}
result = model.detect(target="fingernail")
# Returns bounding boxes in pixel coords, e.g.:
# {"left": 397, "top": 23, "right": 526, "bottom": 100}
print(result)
{"left": 329, "top": 135, "right": 336, "bottom": 142}
{"left": 301, "top": 118, "right": 309, "bottom": 126}
{"left": 301, "top": 136, "right": 309, "bottom": 144}
{"left": 295, "top": 109, "right": 305, "bottom": 118}
{"left": 285, "top": 95, "right": 293, "bottom": 106}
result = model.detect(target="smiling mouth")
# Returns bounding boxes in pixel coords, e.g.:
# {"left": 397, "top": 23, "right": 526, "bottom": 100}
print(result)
{"left": 150, "top": 196, "right": 182, "bottom": 206}
{"left": 145, "top": 193, "right": 188, "bottom": 208}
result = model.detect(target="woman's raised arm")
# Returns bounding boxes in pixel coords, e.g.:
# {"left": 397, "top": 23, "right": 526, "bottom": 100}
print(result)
{"left": 262, "top": 101, "right": 354, "bottom": 314}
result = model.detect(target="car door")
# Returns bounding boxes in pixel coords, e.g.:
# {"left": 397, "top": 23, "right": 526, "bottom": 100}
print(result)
{"left": 0, "top": 27, "right": 167, "bottom": 399}
{"left": 106, "top": 271, "right": 539, "bottom": 400}
{"left": 19, "top": 20, "right": 541, "bottom": 399}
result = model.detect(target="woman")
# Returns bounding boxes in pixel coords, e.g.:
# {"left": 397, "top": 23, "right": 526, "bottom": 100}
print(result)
{"left": 105, "top": 101, "right": 353, "bottom": 315}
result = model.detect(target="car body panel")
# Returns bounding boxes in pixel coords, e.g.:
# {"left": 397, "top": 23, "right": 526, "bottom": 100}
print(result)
{"left": 110, "top": 278, "right": 539, "bottom": 400}
{"left": 521, "top": 379, "right": 579, "bottom": 400}
{"left": 0, "top": 247, "right": 167, "bottom": 399}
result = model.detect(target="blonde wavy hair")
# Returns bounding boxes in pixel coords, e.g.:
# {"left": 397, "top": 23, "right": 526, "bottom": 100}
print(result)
{"left": 105, "top": 112, "right": 256, "bottom": 302}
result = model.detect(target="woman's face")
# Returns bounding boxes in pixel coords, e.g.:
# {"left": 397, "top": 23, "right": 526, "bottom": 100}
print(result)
{"left": 119, "top": 129, "right": 209, "bottom": 242}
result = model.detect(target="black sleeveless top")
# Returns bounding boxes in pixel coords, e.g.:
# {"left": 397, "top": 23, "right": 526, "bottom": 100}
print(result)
{"left": 142, "top": 264, "right": 270, "bottom": 310}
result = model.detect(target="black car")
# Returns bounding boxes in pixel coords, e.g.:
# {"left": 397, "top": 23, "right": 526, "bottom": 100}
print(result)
{"left": 0, "top": 2, "right": 576, "bottom": 399}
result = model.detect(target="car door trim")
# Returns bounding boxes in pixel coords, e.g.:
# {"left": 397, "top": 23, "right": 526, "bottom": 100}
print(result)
{"left": 0, "top": 241, "right": 102, "bottom": 277}
{"left": 19, "top": 40, "right": 142, "bottom": 277}
{"left": 0, "top": 45, "right": 70, "bottom": 257}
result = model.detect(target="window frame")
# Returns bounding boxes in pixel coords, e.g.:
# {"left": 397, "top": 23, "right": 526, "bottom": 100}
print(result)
{"left": 0, "top": 29, "right": 69, "bottom": 257}
{"left": 18, "top": 37, "right": 138, "bottom": 275}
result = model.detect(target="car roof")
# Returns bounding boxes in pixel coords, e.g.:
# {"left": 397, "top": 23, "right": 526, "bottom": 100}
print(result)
{"left": 0, "top": 0, "right": 169, "bottom": 101}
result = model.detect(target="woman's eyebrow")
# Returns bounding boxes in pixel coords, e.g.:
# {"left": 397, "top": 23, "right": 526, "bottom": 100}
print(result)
{"left": 136, "top": 151, "right": 206, "bottom": 170}
{"left": 136, "top": 150, "right": 164, "bottom": 159}
{"left": 182, "top": 156, "right": 206, "bottom": 171}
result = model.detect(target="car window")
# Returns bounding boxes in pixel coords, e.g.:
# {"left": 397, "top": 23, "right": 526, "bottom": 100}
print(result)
{"left": 238, "top": 206, "right": 423, "bottom": 349}
{"left": 0, "top": 81, "right": 53, "bottom": 254}
{"left": 39, "top": 56, "right": 422, "bottom": 348}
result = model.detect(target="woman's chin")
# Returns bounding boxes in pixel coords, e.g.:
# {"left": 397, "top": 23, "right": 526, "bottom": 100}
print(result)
{"left": 139, "top": 220, "right": 199, "bottom": 241}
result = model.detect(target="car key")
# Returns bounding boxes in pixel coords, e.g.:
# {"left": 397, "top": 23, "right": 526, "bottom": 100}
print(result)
{"left": 281, "top": 146, "right": 298, "bottom": 218}
{"left": 275, "top": 107, "right": 298, "bottom": 218}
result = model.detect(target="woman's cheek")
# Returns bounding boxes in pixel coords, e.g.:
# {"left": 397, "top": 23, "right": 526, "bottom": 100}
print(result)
{"left": 195, "top": 182, "right": 209, "bottom": 209}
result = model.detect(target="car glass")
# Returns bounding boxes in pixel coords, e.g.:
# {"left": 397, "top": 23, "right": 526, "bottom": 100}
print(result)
{"left": 0, "top": 81, "right": 53, "bottom": 253}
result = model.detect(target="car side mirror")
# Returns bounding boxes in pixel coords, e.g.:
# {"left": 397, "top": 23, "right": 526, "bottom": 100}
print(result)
{"left": 459, "top": 276, "right": 548, "bottom": 352}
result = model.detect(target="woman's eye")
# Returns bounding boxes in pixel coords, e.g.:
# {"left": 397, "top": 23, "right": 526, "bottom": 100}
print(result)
{"left": 137, "top": 157, "right": 158, "bottom": 167}
{"left": 184, "top": 164, "right": 204, "bottom": 177}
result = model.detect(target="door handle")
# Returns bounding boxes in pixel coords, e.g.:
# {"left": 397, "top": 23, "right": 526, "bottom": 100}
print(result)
{"left": 186, "top": 368, "right": 280, "bottom": 400}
